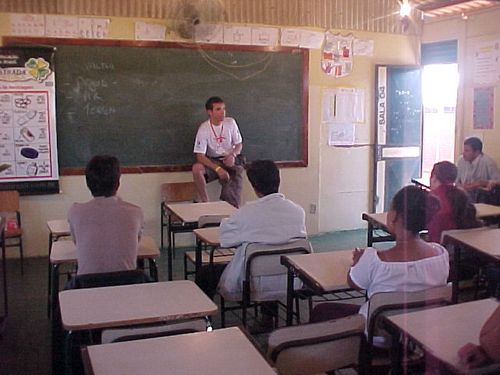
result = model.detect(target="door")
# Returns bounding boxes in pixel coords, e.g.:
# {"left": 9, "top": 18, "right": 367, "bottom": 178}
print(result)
{"left": 374, "top": 65, "right": 422, "bottom": 212}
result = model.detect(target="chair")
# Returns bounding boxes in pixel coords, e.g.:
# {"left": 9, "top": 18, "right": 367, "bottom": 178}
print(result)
{"left": 265, "top": 285, "right": 452, "bottom": 375}
{"left": 0, "top": 191, "right": 23, "bottom": 274}
{"left": 160, "top": 182, "right": 197, "bottom": 256}
{"left": 219, "top": 239, "right": 312, "bottom": 328}
{"left": 267, "top": 314, "right": 366, "bottom": 375}
{"left": 367, "top": 285, "right": 452, "bottom": 373}
{"left": 183, "top": 214, "right": 231, "bottom": 279}
{"left": 64, "top": 269, "right": 152, "bottom": 290}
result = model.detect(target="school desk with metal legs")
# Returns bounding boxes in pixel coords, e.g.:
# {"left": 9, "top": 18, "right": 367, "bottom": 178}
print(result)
{"left": 46, "top": 220, "right": 71, "bottom": 317}
{"left": 361, "top": 212, "right": 394, "bottom": 247}
{"left": 81, "top": 327, "right": 275, "bottom": 375}
{"left": 164, "top": 201, "right": 236, "bottom": 280}
{"left": 59, "top": 280, "right": 218, "bottom": 375}
{"left": 442, "top": 228, "right": 500, "bottom": 303}
{"left": 281, "top": 250, "right": 365, "bottom": 326}
{"left": 362, "top": 203, "right": 500, "bottom": 248}
{"left": 384, "top": 298, "right": 499, "bottom": 375}
{"left": 49, "top": 236, "right": 160, "bottom": 318}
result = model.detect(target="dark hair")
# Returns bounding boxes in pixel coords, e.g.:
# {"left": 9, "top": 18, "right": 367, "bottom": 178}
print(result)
{"left": 391, "top": 185, "right": 439, "bottom": 235}
{"left": 431, "top": 161, "right": 457, "bottom": 184}
{"left": 446, "top": 186, "right": 482, "bottom": 229}
{"left": 85, "top": 155, "right": 121, "bottom": 197}
{"left": 205, "top": 96, "right": 224, "bottom": 111}
{"left": 246, "top": 160, "right": 280, "bottom": 196}
{"left": 464, "top": 137, "right": 483, "bottom": 153}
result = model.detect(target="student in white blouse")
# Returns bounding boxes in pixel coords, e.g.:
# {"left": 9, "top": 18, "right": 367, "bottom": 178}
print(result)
{"left": 310, "top": 185, "right": 449, "bottom": 322}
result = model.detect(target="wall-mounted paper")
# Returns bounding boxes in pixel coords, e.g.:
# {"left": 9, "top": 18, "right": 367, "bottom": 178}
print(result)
{"left": 79, "top": 18, "right": 110, "bottom": 39}
{"left": 300, "top": 30, "right": 324, "bottom": 49}
{"left": 353, "top": 38, "right": 374, "bottom": 56}
{"left": 473, "top": 87, "right": 494, "bottom": 129}
{"left": 195, "top": 24, "right": 224, "bottom": 44}
{"left": 328, "top": 122, "right": 355, "bottom": 146}
{"left": 322, "top": 88, "right": 365, "bottom": 123}
{"left": 10, "top": 14, "right": 45, "bottom": 36}
{"left": 281, "top": 28, "right": 301, "bottom": 47}
{"left": 223, "top": 25, "right": 252, "bottom": 45}
{"left": 45, "top": 15, "right": 79, "bottom": 38}
{"left": 473, "top": 39, "right": 500, "bottom": 86}
{"left": 135, "top": 21, "right": 166, "bottom": 41}
{"left": 251, "top": 27, "right": 279, "bottom": 46}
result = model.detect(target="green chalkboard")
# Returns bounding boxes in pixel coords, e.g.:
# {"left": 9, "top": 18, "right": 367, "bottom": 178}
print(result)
{"left": 6, "top": 39, "right": 308, "bottom": 174}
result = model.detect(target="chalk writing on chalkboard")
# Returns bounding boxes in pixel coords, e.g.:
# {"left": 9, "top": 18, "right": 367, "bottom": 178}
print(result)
{"left": 5, "top": 38, "right": 309, "bottom": 175}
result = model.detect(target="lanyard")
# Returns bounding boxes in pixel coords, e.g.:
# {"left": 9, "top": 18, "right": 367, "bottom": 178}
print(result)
{"left": 210, "top": 122, "right": 225, "bottom": 143}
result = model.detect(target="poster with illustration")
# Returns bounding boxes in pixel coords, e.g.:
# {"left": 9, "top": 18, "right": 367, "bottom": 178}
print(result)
{"left": 0, "top": 47, "right": 58, "bottom": 182}
{"left": 321, "top": 33, "right": 353, "bottom": 78}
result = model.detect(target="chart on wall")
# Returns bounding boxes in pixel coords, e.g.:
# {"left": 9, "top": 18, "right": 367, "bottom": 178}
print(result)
{"left": 0, "top": 47, "right": 58, "bottom": 182}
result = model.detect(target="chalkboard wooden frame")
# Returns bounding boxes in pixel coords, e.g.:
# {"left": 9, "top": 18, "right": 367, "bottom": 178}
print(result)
{"left": 4, "top": 37, "right": 309, "bottom": 175}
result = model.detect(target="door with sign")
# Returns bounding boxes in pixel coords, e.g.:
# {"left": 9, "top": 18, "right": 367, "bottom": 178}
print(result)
{"left": 374, "top": 65, "right": 422, "bottom": 212}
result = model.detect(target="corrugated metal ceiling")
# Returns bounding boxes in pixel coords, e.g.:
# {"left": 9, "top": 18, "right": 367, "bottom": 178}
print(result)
{"left": 0, "top": 1, "right": 499, "bottom": 35}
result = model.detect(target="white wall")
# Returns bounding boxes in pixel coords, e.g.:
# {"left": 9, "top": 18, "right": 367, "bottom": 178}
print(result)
{"left": 0, "top": 13, "right": 419, "bottom": 257}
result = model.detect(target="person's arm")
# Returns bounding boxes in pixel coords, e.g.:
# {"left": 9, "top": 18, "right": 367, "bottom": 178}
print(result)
{"left": 196, "top": 153, "right": 230, "bottom": 181}
{"left": 479, "top": 306, "right": 500, "bottom": 363}
{"left": 67, "top": 205, "right": 77, "bottom": 244}
{"left": 458, "top": 306, "right": 500, "bottom": 368}
{"left": 346, "top": 247, "right": 369, "bottom": 291}
{"left": 461, "top": 180, "right": 488, "bottom": 192}
{"left": 222, "top": 142, "right": 242, "bottom": 167}
{"left": 219, "top": 215, "right": 243, "bottom": 248}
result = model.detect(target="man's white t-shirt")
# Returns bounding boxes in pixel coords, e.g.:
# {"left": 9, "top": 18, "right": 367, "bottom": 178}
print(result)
{"left": 193, "top": 117, "right": 242, "bottom": 158}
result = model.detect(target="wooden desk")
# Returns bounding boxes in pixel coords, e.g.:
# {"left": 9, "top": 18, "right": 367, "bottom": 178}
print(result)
{"left": 47, "top": 219, "right": 71, "bottom": 246}
{"left": 188, "top": 226, "right": 234, "bottom": 282}
{"left": 474, "top": 203, "right": 500, "bottom": 223}
{"left": 362, "top": 203, "right": 500, "bottom": 248}
{"left": 82, "top": 327, "right": 275, "bottom": 375}
{"left": 384, "top": 298, "right": 499, "bottom": 375}
{"left": 165, "top": 201, "right": 236, "bottom": 280}
{"left": 361, "top": 212, "right": 394, "bottom": 247}
{"left": 46, "top": 219, "right": 71, "bottom": 317}
{"left": 60, "top": 280, "right": 218, "bottom": 374}
{"left": 442, "top": 227, "right": 500, "bottom": 303}
{"left": 281, "top": 250, "right": 363, "bottom": 326}
{"left": 49, "top": 236, "right": 160, "bottom": 317}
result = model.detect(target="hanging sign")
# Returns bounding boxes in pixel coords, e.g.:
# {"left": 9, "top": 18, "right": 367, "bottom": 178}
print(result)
{"left": 321, "top": 33, "right": 354, "bottom": 78}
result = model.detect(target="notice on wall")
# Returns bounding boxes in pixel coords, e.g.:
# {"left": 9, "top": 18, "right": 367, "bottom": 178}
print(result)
{"left": 0, "top": 47, "right": 59, "bottom": 182}
{"left": 473, "top": 87, "right": 494, "bottom": 129}
{"left": 473, "top": 40, "right": 500, "bottom": 86}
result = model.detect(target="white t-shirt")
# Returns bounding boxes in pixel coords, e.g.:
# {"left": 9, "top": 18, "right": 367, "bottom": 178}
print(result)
{"left": 349, "top": 244, "right": 449, "bottom": 317}
{"left": 193, "top": 117, "right": 242, "bottom": 158}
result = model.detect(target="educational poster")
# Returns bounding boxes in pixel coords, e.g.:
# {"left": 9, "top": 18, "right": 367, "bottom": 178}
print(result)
{"left": 473, "top": 87, "right": 494, "bottom": 129}
{"left": 0, "top": 47, "right": 58, "bottom": 182}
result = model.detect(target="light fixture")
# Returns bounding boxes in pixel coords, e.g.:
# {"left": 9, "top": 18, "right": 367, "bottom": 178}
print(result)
{"left": 399, "top": 0, "right": 412, "bottom": 17}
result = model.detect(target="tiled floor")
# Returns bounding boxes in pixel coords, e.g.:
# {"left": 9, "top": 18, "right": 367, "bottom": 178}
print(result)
{"left": 0, "top": 229, "right": 367, "bottom": 375}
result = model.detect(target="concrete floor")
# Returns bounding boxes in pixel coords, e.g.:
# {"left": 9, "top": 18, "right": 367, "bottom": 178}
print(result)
{"left": 0, "top": 229, "right": 367, "bottom": 375}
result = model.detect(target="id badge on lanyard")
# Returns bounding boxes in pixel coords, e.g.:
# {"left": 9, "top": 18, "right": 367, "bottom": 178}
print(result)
{"left": 211, "top": 123, "right": 226, "bottom": 155}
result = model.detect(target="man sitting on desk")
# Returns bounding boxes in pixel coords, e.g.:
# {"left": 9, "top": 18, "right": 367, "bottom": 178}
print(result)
{"left": 456, "top": 136, "right": 500, "bottom": 202}
{"left": 217, "top": 160, "right": 307, "bottom": 331}
{"left": 68, "top": 155, "right": 144, "bottom": 275}
{"left": 192, "top": 96, "right": 244, "bottom": 208}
